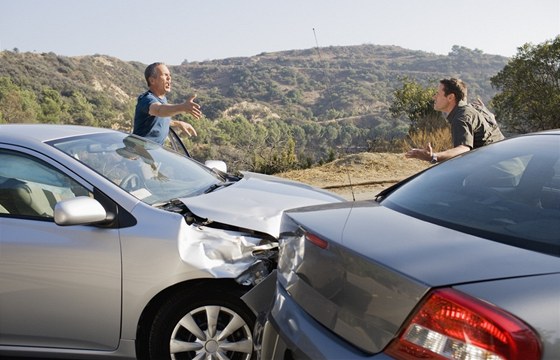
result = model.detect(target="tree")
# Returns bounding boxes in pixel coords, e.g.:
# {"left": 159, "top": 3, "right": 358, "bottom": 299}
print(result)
{"left": 389, "top": 77, "right": 446, "bottom": 132}
{"left": 255, "top": 120, "right": 297, "bottom": 173}
{"left": 39, "top": 87, "right": 65, "bottom": 123}
{"left": 491, "top": 36, "right": 560, "bottom": 133}
{"left": 67, "top": 91, "right": 96, "bottom": 126}
{"left": 0, "top": 77, "right": 40, "bottom": 123}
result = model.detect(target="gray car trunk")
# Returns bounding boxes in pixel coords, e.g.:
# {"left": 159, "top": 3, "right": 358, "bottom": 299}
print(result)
{"left": 279, "top": 201, "right": 560, "bottom": 353}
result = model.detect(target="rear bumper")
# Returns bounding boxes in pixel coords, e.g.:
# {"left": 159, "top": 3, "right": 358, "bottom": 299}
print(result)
{"left": 255, "top": 285, "right": 394, "bottom": 360}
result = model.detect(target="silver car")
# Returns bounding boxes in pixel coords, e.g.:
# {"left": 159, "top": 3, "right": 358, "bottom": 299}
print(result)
{"left": 0, "top": 124, "right": 343, "bottom": 359}
{"left": 253, "top": 130, "right": 560, "bottom": 360}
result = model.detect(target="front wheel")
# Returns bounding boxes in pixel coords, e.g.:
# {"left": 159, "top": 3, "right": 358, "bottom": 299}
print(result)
{"left": 148, "top": 289, "right": 255, "bottom": 360}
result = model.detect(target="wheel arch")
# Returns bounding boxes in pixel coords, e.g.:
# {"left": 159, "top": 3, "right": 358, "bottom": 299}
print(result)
{"left": 135, "top": 277, "right": 251, "bottom": 359}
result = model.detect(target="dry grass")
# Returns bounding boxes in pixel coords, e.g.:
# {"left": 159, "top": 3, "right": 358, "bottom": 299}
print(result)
{"left": 278, "top": 152, "right": 429, "bottom": 190}
{"left": 396, "top": 127, "right": 453, "bottom": 153}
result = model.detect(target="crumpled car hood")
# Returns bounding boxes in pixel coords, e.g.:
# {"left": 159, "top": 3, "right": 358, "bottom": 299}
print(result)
{"left": 177, "top": 172, "right": 344, "bottom": 238}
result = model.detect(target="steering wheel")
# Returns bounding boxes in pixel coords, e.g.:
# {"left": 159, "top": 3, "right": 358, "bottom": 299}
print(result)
{"left": 119, "top": 173, "right": 144, "bottom": 191}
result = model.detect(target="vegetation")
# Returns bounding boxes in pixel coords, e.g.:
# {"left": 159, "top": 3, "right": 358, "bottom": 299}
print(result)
{"left": 389, "top": 78, "right": 452, "bottom": 153}
{"left": 491, "top": 36, "right": 560, "bottom": 132}
{"left": 388, "top": 36, "right": 560, "bottom": 154}
{"left": 2, "top": 40, "right": 553, "bottom": 174}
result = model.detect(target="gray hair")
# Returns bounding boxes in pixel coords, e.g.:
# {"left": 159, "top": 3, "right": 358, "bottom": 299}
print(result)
{"left": 144, "top": 62, "right": 165, "bottom": 87}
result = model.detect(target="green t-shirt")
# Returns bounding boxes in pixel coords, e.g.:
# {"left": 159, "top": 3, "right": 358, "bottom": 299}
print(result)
{"left": 447, "top": 101, "right": 505, "bottom": 149}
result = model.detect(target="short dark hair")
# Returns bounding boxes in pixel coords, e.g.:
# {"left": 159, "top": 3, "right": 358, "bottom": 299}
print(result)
{"left": 144, "top": 62, "right": 165, "bottom": 87}
{"left": 440, "top": 78, "right": 467, "bottom": 102}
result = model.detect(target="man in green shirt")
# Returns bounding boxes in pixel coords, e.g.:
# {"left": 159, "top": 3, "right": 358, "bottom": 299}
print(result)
{"left": 406, "top": 78, "right": 504, "bottom": 163}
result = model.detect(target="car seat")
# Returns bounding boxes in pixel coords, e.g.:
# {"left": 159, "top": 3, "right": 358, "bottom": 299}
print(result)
{"left": 0, "top": 178, "right": 56, "bottom": 217}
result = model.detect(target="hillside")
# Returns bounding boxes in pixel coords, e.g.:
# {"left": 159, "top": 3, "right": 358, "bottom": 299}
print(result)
{"left": 0, "top": 45, "right": 508, "bottom": 125}
{"left": 181, "top": 44, "right": 507, "bottom": 121}
{"left": 0, "top": 45, "right": 509, "bottom": 172}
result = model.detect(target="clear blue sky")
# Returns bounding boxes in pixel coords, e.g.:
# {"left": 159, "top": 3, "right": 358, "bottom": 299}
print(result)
{"left": 1, "top": 0, "right": 558, "bottom": 65}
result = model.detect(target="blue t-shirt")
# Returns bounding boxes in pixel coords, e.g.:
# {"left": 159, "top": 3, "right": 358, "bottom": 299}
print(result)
{"left": 133, "top": 91, "right": 170, "bottom": 144}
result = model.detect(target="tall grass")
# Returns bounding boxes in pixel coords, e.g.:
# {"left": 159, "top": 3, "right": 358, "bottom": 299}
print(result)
{"left": 397, "top": 127, "right": 453, "bottom": 153}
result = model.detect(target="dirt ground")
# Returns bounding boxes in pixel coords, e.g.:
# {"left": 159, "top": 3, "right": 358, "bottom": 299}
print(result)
{"left": 277, "top": 152, "right": 430, "bottom": 201}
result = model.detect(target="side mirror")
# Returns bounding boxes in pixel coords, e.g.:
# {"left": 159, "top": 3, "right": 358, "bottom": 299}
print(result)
{"left": 205, "top": 160, "right": 228, "bottom": 173}
{"left": 54, "top": 196, "right": 108, "bottom": 226}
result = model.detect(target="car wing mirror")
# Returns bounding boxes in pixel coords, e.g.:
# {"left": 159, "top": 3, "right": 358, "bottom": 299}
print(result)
{"left": 54, "top": 196, "right": 108, "bottom": 226}
{"left": 205, "top": 160, "right": 227, "bottom": 173}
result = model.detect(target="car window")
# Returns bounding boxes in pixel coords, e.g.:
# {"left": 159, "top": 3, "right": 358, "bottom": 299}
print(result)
{"left": 0, "top": 150, "right": 92, "bottom": 219}
{"left": 163, "top": 128, "right": 191, "bottom": 157}
{"left": 382, "top": 135, "right": 560, "bottom": 255}
{"left": 542, "top": 158, "right": 560, "bottom": 210}
{"left": 50, "top": 132, "right": 219, "bottom": 205}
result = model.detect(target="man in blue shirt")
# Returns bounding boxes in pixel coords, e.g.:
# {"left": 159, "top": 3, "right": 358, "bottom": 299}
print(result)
{"left": 133, "top": 62, "right": 202, "bottom": 144}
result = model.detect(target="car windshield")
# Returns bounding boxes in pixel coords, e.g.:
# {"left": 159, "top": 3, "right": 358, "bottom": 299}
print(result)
{"left": 49, "top": 132, "right": 221, "bottom": 205}
{"left": 382, "top": 134, "right": 560, "bottom": 256}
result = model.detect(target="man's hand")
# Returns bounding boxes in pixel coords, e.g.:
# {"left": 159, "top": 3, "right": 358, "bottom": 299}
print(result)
{"left": 405, "top": 142, "right": 433, "bottom": 162}
{"left": 182, "top": 94, "right": 202, "bottom": 119}
{"left": 171, "top": 120, "right": 197, "bottom": 137}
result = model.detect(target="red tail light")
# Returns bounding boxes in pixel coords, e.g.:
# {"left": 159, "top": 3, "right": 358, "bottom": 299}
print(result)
{"left": 385, "top": 288, "right": 541, "bottom": 360}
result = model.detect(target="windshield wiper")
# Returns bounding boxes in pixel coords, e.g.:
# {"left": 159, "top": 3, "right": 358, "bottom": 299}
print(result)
{"left": 204, "top": 181, "right": 234, "bottom": 194}
{"left": 156, "top": 198, "right": 186, "bottom": 212}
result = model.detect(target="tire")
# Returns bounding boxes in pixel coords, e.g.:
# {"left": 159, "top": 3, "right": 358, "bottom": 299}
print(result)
{"left": 148, "top": 288, "right": 255, "bottom": 360}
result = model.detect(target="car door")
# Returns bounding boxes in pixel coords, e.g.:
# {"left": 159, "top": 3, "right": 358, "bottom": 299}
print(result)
{"left": 164, "top": 127, "right": 191, "bottom": 157}
{"left": 0, "top": 148, "right": 122, "bottom": 351}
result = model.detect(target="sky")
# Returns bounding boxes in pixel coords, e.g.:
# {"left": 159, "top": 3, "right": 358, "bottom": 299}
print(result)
{"left": 1, "top": 0, "right": 559, "bottom": 65}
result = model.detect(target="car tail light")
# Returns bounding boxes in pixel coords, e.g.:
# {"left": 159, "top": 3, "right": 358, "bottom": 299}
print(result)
{"left": 305, "top": 231, "right": 329, "bottom": 249}
{"left": 385, "top": 288, "right": 541, "bottom": 360}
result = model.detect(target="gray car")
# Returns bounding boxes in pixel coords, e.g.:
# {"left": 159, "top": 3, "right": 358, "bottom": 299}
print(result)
{"left": 0, "top": 124, "right": 343, "bottom": 359}
{"left": 253, "top": 130, "right": 560, "bottom": 360}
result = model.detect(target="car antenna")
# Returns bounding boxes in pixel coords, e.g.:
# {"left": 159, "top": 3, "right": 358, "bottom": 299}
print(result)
{"left": 346, "top": 167, "right": 356, "bottom": 201}
{"left": 314, "top": 28, "right": 355, "bottom": 200}
{"left": 313, "top": 28, "right": 336, "bottom": 112}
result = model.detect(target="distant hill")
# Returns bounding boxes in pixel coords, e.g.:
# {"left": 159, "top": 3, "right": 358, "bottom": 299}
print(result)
{"left": 181, "top": 44, "right": 507, "bottom": 118}
{"left": 0, "top": 45, "right": 509, "bottom": 171}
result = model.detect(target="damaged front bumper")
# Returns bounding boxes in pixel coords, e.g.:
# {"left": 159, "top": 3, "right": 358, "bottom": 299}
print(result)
{"left": 178, "top": 220, "right": 278, "bottom": 287}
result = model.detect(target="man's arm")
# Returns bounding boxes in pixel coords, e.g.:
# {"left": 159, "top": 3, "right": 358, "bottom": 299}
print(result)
{"left": 406, "top": 143, "right": 470, "bottom": 163}
{"left": 432, "top": 145, "right": 470, "bottom": 162}
{"left": 170, "top": 120, "right": 197, "bottom": 137}
{"left": 149, "top": 95, "right": 202, "bottom": 119}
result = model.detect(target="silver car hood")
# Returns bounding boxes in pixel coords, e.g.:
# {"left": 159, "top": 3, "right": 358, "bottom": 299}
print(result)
{"left": 177, "top": 172, "right": 344, "bottom": 238}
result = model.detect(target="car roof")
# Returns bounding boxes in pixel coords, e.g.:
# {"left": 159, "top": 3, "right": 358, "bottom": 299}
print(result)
{"left": 531, "top": 129, "right": 560, "bottom": 135}
{"left": 0, "top": 124, "right": 117, "bottom": 144}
